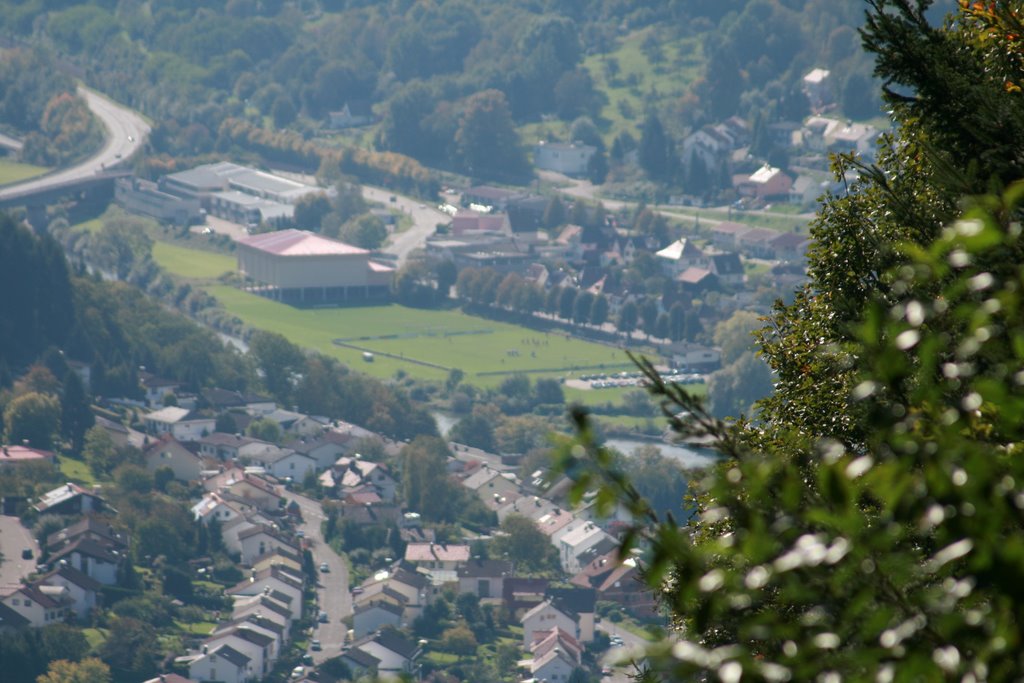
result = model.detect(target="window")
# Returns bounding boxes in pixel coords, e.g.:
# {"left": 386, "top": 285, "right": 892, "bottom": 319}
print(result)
{"left": 11, "top": 599, "right": 18, "bottom": 606}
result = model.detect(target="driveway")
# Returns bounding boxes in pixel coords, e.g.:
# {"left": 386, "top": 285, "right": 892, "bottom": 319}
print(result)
{"left": 281, "top": 491, "right": 351, "bottom": 664}
{"left": 0, "top": 515, "right": 39, "bottom": 592}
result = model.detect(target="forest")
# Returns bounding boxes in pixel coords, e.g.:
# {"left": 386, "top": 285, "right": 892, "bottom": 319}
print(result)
{"left": 0, "top": 0, "right": 879, "bottom": 187}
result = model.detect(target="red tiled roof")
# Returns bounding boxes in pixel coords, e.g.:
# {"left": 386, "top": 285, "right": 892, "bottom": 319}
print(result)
{"left": 239, "top": 229, "right": 368, "bottom": 256}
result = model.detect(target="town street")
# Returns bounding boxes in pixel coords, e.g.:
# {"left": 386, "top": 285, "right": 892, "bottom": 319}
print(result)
{"left": 281, "top": 490, "right": 351, "bottom": 664}
{"left": 598, "top": 620, "right": 654, "bottom": 683}
{"left": 0, "top": 515, "right": 39, "bottom": 593}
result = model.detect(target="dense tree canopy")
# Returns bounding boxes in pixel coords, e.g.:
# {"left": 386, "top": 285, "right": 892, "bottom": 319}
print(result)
{"left": 559, "top": 2, "right": 1024, "bottom": 680}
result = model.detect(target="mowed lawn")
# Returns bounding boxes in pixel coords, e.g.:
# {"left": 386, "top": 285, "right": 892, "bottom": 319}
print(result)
{"left": 0, "top": 158, "right": 49, "bottom": 185}
{"left": 152, "top": 242, "right": 236, "bottom": 280}
{"left": 208, "top": 285, "right": 637, "bottom": 387}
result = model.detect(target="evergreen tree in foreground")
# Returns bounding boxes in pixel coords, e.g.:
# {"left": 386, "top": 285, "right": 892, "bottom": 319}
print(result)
{"left": 559, "top": 3, "right": 1024, "bottom": 679}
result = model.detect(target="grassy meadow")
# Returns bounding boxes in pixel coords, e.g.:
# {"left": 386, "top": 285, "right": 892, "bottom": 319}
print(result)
{"left": 0, "top": 158, "right": 49, "bottom": 185}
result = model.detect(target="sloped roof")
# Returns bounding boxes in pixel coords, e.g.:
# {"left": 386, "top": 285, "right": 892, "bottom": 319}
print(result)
{"left": 656, "top": 238, "right": 704, "bottom": 262}
{"left": 239, "top": 229, "right": 368, "bottom": 257}
{"left": 404, "top": 543, "right": 470, "bottom": 563}
{"left": 208, "top": 644, "right": 251, "bottom": 669}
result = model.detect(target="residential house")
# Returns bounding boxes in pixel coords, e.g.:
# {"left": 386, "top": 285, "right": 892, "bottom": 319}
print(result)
{"left": 675, "top": 267, "right": 718, "bottom": 295}
{"left": 734, "top": 164, "right": 793, "bottom": 200}
{"left": 655, "top": 238, "right": 706, "bottom": 276}
{"left": 735, "top": 227, "right": 778, "bottom": 259}
{"left": 141, "top": 675, "right": 196, "bottom": 683}
{"left": 529, "top": 628, "right": 583, "bottom": 683}
{"left": 214, "top": 472, "right": 283, "bottom": 513}
{"left": 139, "top": 372, "right": 180, "bottom": 408}
{"left": 192, "top": 491, "right": 251, "bottom": 526}
{"left": 571, "top": 553, "right": 657, "bottom": 619}
{"left": 667, "top": 342, "right": 722, "bottom": 371}
{"left": 227, "top": 566, "right": 303, "bottom": 619}
{"left": 681, "top": 125, "right": 736, "bottom": 176}
{"left": 802, "top": 68, "right": 832, "bottom": 111}
{"left": 558, "top": 521, "right": 615, "bottom": 574}
{"left": 328, "top": 102, "right": 376, "bottom": 129}
{"left": 198, "top": 433, "right": 265, "bottom": 462}
{"left": 708, "top": 253, "right": 744, "bottom": 287}
{"left": 243, "top": 446, "right": 316, "bottom": 482}
{"left": 333, "top": 457, "right": 397, "bottom": 503}
{"left": 349, "top": 630, "right": 421, "bottom": 681}
{"left": 34, "top": 483, "right": 107, "bottom": 515}
{"left": 46, "top": 516, "right": 127, "bottom": 554}
{"left": 252, "top": 547, "right": 303, "bottom": 575}
{"left": 547, "top": 587, "right": 596, "bottom": 642}
{"left": 709, "top": 221, "right": 750, "bottom": 250}
{"left": 457, "top": 558, "right": 511, "bottom": 601}
{"left": 232, "top": 592, "right": 294, "bottom": 631}
{"left": 502, "top": 577, "right": 550, "bottom": 617}
{"left": 238, "top": 526, "right": 299, "bottom": 567}
{"left": 188, "top": 644, "right": 255, "bottom": 683}
{"left": 212, "top": 617, "right": 285, "bottom": 661}
{"left": 769, "top": 232, "right": 811, "bottom": 263}
{"left": 353, "top": 566, "right": 430, "bottom": 623}
{"left": 404, "top": 542, "right": 469, "bottom": 584}
{"left": 48, "top": 537, "right": 123, "bottom": 585}
{"left": 39, "top": 564, "right": 102, "bottom": 621}
{"left": 203, "top": 626, "right": 275, "bottom": 676}
{"left": 285, "top": 431, "right": 354, "bottom": 470}
{"left": 200, "top": 388, "right": 275, "bottom": 415}
{"left": 0, "top": 444, "right": 56, "bottom": 468}
{"left": 1, "top": 583, "right": 72, "bottom": 627}
{"left": 144, "top": 436, "right": 204, "bottom": 482}
{"left": 144, "top": 407, "right": 216, "bottom": 442}
{"left": 340, "top": 648, "right": 381, "bottom": 680}
{"left": 461, "top": 466, "right": 520, "bottom": 509}
{"left": 353, "top": 600, "right": 405, "bottom": 638}
{"left": 533, "top": 141, "right": 597, "bottom": 176}
{"left": 521, "top": 599, "right": 580, "bottom": 648}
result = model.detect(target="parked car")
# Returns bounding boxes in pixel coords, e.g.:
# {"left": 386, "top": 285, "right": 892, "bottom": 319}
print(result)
{"left": 318, "top": 611, "right": 329, "bottom": 623}
{"left": 311, "top": 639, "right": 321, "bottom": 651}
{"left": 319, "top": 562, "right": 330, "bottom": 572}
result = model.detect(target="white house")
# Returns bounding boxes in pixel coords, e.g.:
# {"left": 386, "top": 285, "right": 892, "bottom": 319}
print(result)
{"left": 533, "top": 141, "right": 597, "bottom": 176}
{"left": 227, "top": 567, "right": 304, "bottom": 619}
{"left": 350, "top": 630, "right": 420, "bottom": 681}
{"left": 521, "top": 599, "right": 579, "bottom": 648}
{"left": 188, "top": 644, "right": 255, "bottom": 683}
{"left": 232, "top": 593, "right": 293, "bottom": 634}
{"left": 48, "top": 537, "right": 122, "bottom": 585}
{"left": 192, "top": 491, "right": 250, "bottom": 525}
{"left": 144, "top": 407, "right": 216, "bottom": 442}
{"left": 334, "top": 457, "right": 398, "bottom": 502}
{"left": 655, "top": 238, "right": 706, "bottom": 276}
{"left": 39, "top": 565, "right": 101, "bottom": 621}
{"left": 558, "top": 522, "right": 614, "bottom": 574}
{"left": 203, "top": 627, "right": 275, "bottom": 677}
{"left": 237, "top": 526, "right": 299, "bottom": 567}
{"left": 1, "top": 584, "right": 72, "bottom": 627}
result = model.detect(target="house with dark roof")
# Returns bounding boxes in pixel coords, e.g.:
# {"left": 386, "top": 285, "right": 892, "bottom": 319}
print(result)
{"left": 144, "top": 435, "right": 205, "bottom": 482}
{"left": 204, "top": 626, "right": 275, "bottom": 676}
{"left": 187, "top": 643, "right": 254, "bottom": 683}
{"left": 708, "top": 252, "right": 745, "bottom": 287}
{"left": 353, "top": 599, "right": 405, "bottom": 638}
{"left": 1, "top": 583, "right": 73, "bottom": 627}
{"left": 349, "top": 630, "right": 420, "bottom": 679}
{"left": 48, "top": 536, "right": 124, "bottom": 585}
{"left": 340, "top": 648, "right": 380, "bottom": 679}
{"left": 39, "top": 564, "right": 102, "bottom": 621}
{"left": 0, "top": 602, "right": 30, "bottom": 632}
{"left": 457, "top": 558, "right": 512, "bottom": 601}
{"left": 571, "top": 552, "right": 657, "bottom": 618}
{"left": 34, "top": 483, "right": 108, "bottom": 515}
{"left": 46, "top": 516, "right": 127, "bottom": 554}
{"left": 139, "top": 371, "right": 181, "bottom": 408}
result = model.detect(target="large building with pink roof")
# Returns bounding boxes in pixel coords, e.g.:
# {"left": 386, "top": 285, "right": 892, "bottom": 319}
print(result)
{"left": 237, "top": 229, "right": 394, "bottom": 304}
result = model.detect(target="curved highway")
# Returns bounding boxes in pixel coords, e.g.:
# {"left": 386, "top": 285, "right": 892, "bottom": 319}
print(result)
{"left": 0, "top": 86, "right": 149, "bottom": 201}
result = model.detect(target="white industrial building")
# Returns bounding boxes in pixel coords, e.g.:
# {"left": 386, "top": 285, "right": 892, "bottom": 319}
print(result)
{"left": 237, "top": 229, "right": 394, "bottom": 305}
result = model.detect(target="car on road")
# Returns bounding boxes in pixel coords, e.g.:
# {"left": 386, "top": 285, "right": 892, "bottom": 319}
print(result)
{"left": 21, "top": 548, "right": 33, "bottom": 560}
{"left": 302, "top": 654, "right": 314, "bottom": 665}
{"left": 291, "top": 665, "right": 305, "bottom": 679}
{"left": 128, "top": 135, "right": 134, "bottom": 142}
{"left": 351, "top": 586, "right": 363, "bottom": 595}
{"left": 318, "top": 610, "right": 329, "bottom": 623}
{"left": 610, "top": 636, "right": 624, "bottom": 647}
{"left": 319, "top": 562, "right": 330, "bottom": 572}
{"left": 311, "top": 639, "right": 321, "bottom": 651}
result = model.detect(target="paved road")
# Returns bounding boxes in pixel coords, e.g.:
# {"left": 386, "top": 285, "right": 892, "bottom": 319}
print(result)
{"left": 0, "top": 131, "right": 23, "bottom": 152}
{"left": 362, "top": 186, "right": 446, "bottom": 267}
{"left": 282, "top": 490, "right": 351, "bottom": 665}
{"left": 598, "top": 621, "right": 654, "bottom": 682}
{"left": 0, "top": 515, "right": 39, "bottom": 592}
{"left": 0, "top": 86, "right": 149, "bottom": 201}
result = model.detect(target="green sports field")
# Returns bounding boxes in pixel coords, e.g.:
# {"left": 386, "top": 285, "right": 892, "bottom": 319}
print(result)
{"left": 152, "top": 242, "right": 236, "bottom": 280}
{"left": 208, "top": 285, "right": 638, "bottom": 387}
